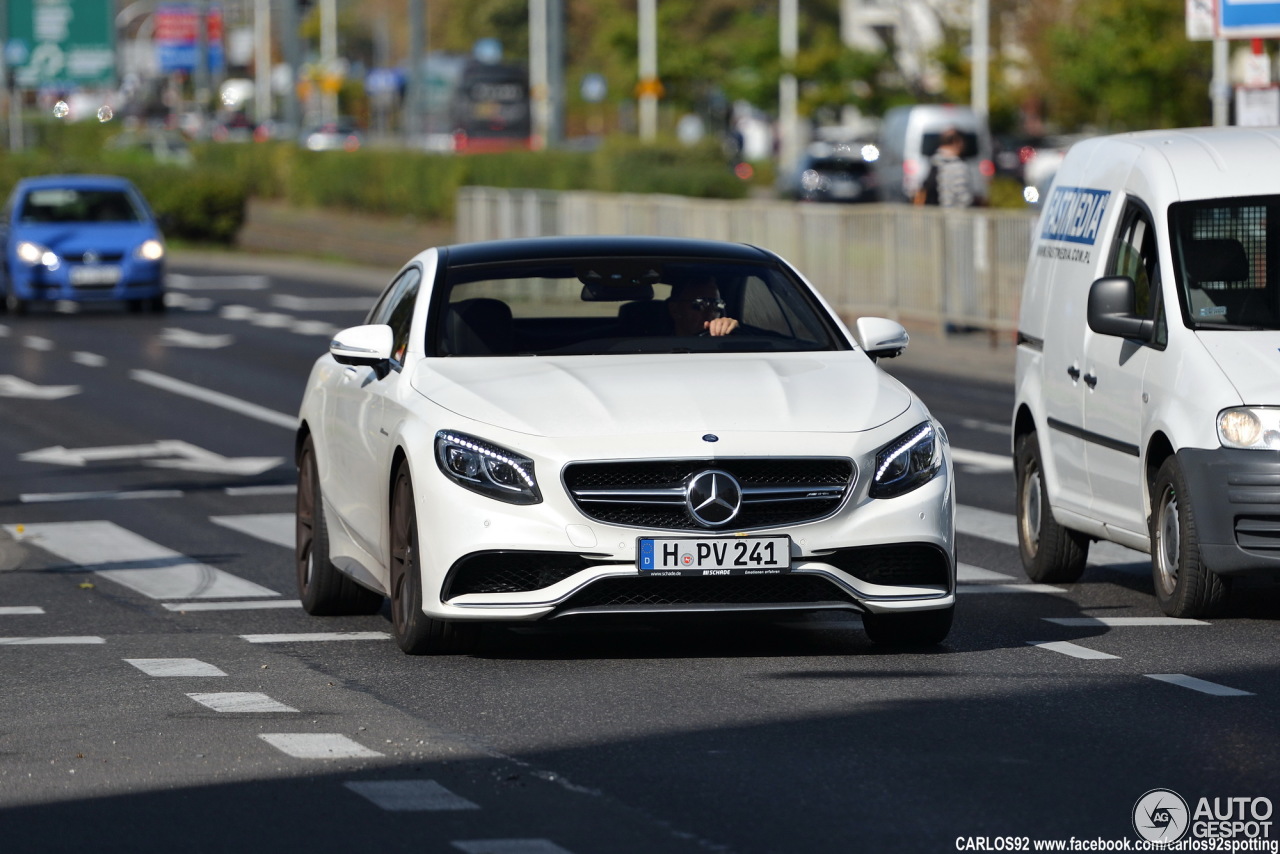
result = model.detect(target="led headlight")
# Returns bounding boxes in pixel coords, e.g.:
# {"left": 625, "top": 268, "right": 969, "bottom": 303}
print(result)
{"left": 870, "top": 421, "right": 944, "bottom": 499}
{"left": 16, "top": 241, "right": 58, "bottom": 269}
{"left": 1218, "top": 407, "right": 1280, "bottom": 450}
{"left": 435, "top": 430, "right": 541, "bottom": 505}
{"left": 134, "top": 239, "right": 165, "bottom": 261}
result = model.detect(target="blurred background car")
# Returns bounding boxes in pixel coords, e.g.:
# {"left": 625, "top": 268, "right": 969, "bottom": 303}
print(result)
{"left": 0, "top": 174, "right": 167, "bottom": 315}
{"left": 300, "top": 118, "right": 363, "bottom": 152}
{"left": 783, "top": 141, "right": 880, "bottom": 203}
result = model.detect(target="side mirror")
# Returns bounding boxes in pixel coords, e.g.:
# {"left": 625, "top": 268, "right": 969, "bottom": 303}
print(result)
{"left": 854, "top": 316, "right": 910, "bottom": 360}
{"left": 1087, "top": 276, "right": 1154, "bottom": 341}
{"left": 330, "top": 324, "right": 394, "bottom": 371}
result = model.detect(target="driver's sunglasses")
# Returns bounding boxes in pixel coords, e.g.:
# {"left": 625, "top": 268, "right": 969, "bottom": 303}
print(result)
{"left": 684, "top": 298, "right": 726, "bottom": 313}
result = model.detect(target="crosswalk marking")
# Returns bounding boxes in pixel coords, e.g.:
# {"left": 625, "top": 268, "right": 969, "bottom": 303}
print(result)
{"left": 1043, "top": 617, "right": 1210, "bottom": 627}
{"left": 211, "top": 513, "right": 294, "bottom": 548}
{"left": 0, "top": 636, "right": 104, "bottom": 645}
{"left": 5, "top": 521, "right": 279, "bottom": 601}
{"left": 164, "top": 600, "right": 302, "bottom": 612}
{"left": 344, "top": 780, "right": 481, "bottom": 811}
{"left": 188, "top": 692, "right": 298, "bottom": 713}
{"left": 259, "top": 733, "right": 383, "bottom": 759}
{"left": 452, "top": 841, "right": 575, "bottom": 854}
{"left": 1145, "top": 674, "right": 1254, "bottom": 697}
{"left": 1028, "top": 641, "right": 1120, "bottom": 660}
{"left": 242, "top": 632, "right": 390, "bottom": 643}
{"left": 126, "top": 658, "right": 227, "bottom": 677}
{"left": 0, "top": 606, "right": 44, "bottom": 615}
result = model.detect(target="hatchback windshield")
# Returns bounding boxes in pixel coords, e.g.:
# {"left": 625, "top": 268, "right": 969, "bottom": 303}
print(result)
{"left": 1171, "top": 196, "right": 1280, "bottom": 330}
{"left": 19, "top": 188, "right": 145, "bottom": 224}
{"left": 434, "top": 258, "right": 847, "bottom": 356}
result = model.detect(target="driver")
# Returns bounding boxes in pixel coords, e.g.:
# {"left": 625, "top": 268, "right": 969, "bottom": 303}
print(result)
{"left": 667, "top": 276, "right": 739, "bottom": 337}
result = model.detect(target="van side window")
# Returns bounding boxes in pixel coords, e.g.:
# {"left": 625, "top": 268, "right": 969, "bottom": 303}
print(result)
{"left": 1108, "top": 203, "right": 1166, "bottom": 345}
{"left": 1170, "top": 199, "right": 1277, "bottom": 330}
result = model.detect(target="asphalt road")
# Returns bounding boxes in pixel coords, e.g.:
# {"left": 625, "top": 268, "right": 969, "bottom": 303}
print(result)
{"left": 1, "top": 253, "right": 1276, "bottom": 854}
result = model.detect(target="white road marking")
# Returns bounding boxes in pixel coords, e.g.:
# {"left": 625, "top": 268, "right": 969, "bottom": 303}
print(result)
{"left": 0, "top": 323, "right": 8, "bottom": 337}
{"left": 168, "top": 274, "right": 269, "bottom": 290}
{"left": 1145, "top": 674, "right": 1254, "bottom": 697}
{"left": 125, "top": 658, "right": 227, "bottom": 677}
{"left": 1028, "top": 641, "right": 1120, "bottom": 660}
{"left": 959, "top": 583, "right": 1066, "bottom": 594}
{"left": 71, "top": 351, "right": 107, "bottom": 367}
{"left": 259, "top": 733, "right": 383, "bottom": 759}
{"left": 344, "top": 780, "right": 481, "bottom": 811}
{"left": 249, "top": 311, "right": 296, "bottom": 328}
{"left": 0, "top": 636, "right": 104, "bottom": 645}
{"left": 273, "top": 295, "right": 373, "bottom": 312}
{"left": 0, "top": 606, "right": 45, "bottom": 615}
{"left": 211, "top": 513, "right": 294, "bottom": 548}
{"left": 226, "top": 485, "right": 296, "bottom": 496}
{"left": 6, "top": 521, "right": 279, "bottom": 600}
{"left": 242, "top": 632, "right": 390, "bottom": 643}
{"left": 291, "top": 319, "right": 341, "bottom": 336}
{"left": 0, "top": 375, "right": 81, "bottom": 399}
{"left": 452, "top": 841, "right": 575, "bottom": 854}
{"left": 950, "top": 448, "right": 1013, "bottom": 473}
{"left": 189, "top": 692, "right": 298, "bottom": 713}
{"left": 130, "top": 370, "right": 297, "bottom": 429}
{"left": 21, "top": 489, "right": 185, "bottom": 503}
{"left": 160, "top": 328, "right": 234, "bottom": 349}
{"left": 956, "top": 564, "right": 1017, "bottom": 582}
{"left": 23, "top": 336, "right": 54, "bottom": 351}
{"left": 1042, "top": 617, "right": 1210, "bottom": 627}
{"left": 20, "top": 439, "right": 282, "bottom": 475}
{"left": 957, "top": 417, "right": 1009, "bottom": 435}
{"left": 164, "top": 293, "right": 215, "bottom": 311}
{"left": 165, "top": 599, "right": 302, "bottom": 612}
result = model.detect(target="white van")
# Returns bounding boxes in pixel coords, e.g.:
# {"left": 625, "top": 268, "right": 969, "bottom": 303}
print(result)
{"left": 875, "top": 104, "right": 993, "bottom": 204}
{"left": 1013, "top": 126, "right": 1280, "bottom": 617}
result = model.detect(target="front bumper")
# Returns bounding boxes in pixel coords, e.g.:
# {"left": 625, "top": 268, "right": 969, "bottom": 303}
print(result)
{"left": 9, "top": 259, "right": 165, "bottom": 302}
{"left": 1178, "top": 447, "right": 1280, "bottom": 576}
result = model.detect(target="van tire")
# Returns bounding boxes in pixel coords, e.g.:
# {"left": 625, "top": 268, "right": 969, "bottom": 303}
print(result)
{"left": 1150, "top": 456, "right": 1229, "bottom": 618}
{"left": 1015, "top": 433, "right": 1089, "bottom": 583}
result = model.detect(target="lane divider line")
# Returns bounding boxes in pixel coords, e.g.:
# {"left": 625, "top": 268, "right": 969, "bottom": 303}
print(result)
{"left": 130, "top": 369, "right": 298, "bottom": 430}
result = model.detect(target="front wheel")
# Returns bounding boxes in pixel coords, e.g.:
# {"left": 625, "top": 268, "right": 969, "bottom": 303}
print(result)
{"left": 862, "top": 605, "right": 954, "bottom": 647}
{"left": 389, "top": 462, "right": 480, "bottom": 655}
{"left": 1015, "top": 432, "right": 1088, "bottom": 583}
{"left": 1150, "top": 456, "right": 1229, "bottom": 618}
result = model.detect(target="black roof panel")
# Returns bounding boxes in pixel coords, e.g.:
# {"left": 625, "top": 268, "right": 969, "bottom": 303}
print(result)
{"left": 441, "top": 235, "right": 773, "bottom": 267}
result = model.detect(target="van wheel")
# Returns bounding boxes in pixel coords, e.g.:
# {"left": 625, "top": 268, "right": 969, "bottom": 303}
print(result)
{"left": 1015, "top": 433, "right": 1088, "bottom": 583}
{"left": 1150, "top": 456, "right": 1229, "bottom": 618}
{"left": 862, "top": 605, "right": 954, "bottom": 647}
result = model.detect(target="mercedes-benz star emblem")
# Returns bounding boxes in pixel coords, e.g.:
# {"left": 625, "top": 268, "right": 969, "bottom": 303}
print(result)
{"left": 686, "top": 469, "right": 743, "bottom": 527}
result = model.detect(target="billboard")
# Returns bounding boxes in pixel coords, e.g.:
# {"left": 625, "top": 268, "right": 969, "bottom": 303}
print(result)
{"left": 1218, "top": 0, "right": 1280, "bottom": 38}
{"left": 155, "top": 3, "right": 224, "bottom": 74}
{"left": 6, "top": 0, "right": 115, "bottom": 88}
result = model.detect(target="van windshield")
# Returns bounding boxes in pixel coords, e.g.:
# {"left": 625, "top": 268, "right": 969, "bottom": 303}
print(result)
{"left": 1170, "top": 196, "right": 1280, "bottom": 330}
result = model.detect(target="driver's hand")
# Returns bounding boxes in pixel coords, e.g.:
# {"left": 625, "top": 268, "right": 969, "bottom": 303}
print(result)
{"left": 704, "top": 317, "right": 739, "bottom": 336}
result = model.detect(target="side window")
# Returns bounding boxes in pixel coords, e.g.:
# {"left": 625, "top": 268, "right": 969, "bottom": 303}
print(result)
{"left": 1107, "top": 203, "right": 1166, "bottom": 345}
{"left": 368, "top": 267, "right": 422, "bottom": 364}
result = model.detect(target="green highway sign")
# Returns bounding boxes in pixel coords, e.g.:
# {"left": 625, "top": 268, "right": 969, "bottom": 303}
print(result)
{"left": 7, "top": 0, "right": 115, "bottom": 88}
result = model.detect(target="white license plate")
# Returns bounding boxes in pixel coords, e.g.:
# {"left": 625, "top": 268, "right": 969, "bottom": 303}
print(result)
{"left": 70, "top": 265, "right": 120, "bottom": 286}
{"left": 637, "top": 536, "right": 791, "bottom": 576}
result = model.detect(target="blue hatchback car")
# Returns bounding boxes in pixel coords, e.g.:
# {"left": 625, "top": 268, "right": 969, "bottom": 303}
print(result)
{"left": 1, "top": 174, "right": 167, "bottom": 314}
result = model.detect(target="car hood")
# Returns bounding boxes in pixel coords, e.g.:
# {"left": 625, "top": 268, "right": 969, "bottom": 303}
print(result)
{"left": 411, "top": 352, "right": 915, "bottom": 438}
{"left": 1197, "top": 330, "right": 1280, "bottom": 404}
{"left": 12, "top": 223, "right": 158, "bottom": 254}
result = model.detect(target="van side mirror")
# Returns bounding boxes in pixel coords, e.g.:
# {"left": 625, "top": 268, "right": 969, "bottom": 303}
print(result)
{"left": 1087, "top": 276, "right": 1154, "bottom": 342}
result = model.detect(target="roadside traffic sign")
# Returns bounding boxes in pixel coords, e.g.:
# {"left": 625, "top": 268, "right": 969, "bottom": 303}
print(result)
{"left": 1219, "top": 0, "right": 1280, "bottom": 38}
{"left": 6, "top": 0, "right": 114, "bottom": 87}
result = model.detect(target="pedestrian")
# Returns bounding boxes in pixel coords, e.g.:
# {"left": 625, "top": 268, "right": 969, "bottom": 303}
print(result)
{"left": 914, "top": 127, "right": 975, "bottom": 208}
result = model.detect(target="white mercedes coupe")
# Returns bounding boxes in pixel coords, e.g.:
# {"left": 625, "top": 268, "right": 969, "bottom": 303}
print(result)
{"left": 295, "top": 236, "right": 955, "bottom": 653}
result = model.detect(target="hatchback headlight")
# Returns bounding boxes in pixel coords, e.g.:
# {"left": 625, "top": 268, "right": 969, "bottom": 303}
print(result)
{"left": 135, "top": 239, "right": 165, "bottom": 261}
{"left": 1218, "top": 407, "right": 1280, "bottom": 450}
{"left": 435, "top": 430, "right": 541, "bottom": 505}
{"left": 16, "top": 241, "right": 58, "bottom": 269}
{"left": 870, "top": 421, "right": 944, "bottom": 499}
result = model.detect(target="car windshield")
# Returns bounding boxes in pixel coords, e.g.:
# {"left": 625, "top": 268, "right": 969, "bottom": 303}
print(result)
{"left": 19, "top": 188, "right": 144, "bottom": 224}
{"left": 1170, "top": 196, "right": 1280, "bottom": 330}
{"left": 434, "top": 257, "right": 847, "bottom": 356}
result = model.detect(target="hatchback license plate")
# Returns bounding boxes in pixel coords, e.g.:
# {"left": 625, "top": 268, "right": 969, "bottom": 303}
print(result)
{"left": 70, "top": 265, "right": 120, "bottom": 286}
{"left": 638, "top": 536, "right": 790, "bottom": 576}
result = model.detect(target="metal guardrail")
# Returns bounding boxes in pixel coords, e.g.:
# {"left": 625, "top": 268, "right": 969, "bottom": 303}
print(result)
{"left": 457, "top": 186, "right": 1040, "bottom": 334}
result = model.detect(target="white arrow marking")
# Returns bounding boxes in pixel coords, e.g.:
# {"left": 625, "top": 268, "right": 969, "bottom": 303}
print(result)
{"left": 23, "top": 336, "right": 54, "bottom": 352}
{"left": 160, "top": 327, "right": 234, "bottom": 349}
{"left": 0, "top": 375, "right": 81, "bottom": 399}
{"left": 71, "top": 351, "right": 107, "bottom": 367}
{"left": 19, "top": 439, "right": 283, "bottom": 476}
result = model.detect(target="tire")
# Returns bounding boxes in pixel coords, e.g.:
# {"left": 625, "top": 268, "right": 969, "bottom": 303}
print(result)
{"left": 5, "top": 292, "right": 27, "bottom": 315}
{"left": 148, "top": 294, "right": 167, "bottom": 313}
{"left": 389, "top": 462, "right": 479, "bottom": 655}
{"left": 295, "top": 437, "right": 384, "bottom": 616}
{"left": 1015, "top": 432, "right": 1088, "bottom": 583}
{"left": 862, "top": 605, "right": 954, "bottom": 647}
{"left": 1150, "top": 456, "right": 1229, "bottom": 618}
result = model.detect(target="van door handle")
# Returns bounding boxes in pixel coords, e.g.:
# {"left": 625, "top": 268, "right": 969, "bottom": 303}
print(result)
{"left": 1083, "top": 373, "right": 1098, "bottom": 389}
{"left": 1067, "top": 366, "right": 1081, "bottom": 381}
